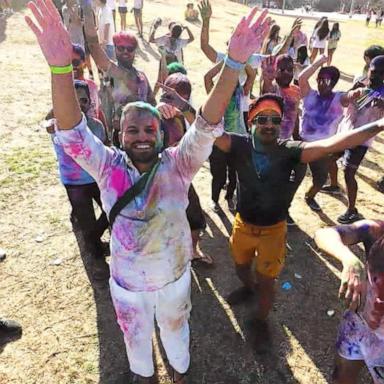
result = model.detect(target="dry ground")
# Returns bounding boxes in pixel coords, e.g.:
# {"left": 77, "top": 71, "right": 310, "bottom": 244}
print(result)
{"left": 0, "top": 1, "right": 383, "bottom": 383}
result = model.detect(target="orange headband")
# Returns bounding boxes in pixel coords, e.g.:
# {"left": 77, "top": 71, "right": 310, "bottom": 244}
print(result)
{"left": 248, "top": 99, "right": 282, "bottom": 124}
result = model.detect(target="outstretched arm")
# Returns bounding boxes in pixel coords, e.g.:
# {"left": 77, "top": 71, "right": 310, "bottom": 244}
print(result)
{"left": 198, "top": 0, "right": 217, "bottom": 63}
{"left": 301, "top": 118, "right": 384, "bottom": 163}
{"left": 274, "top": 17, "right": 302, "bottom": 56}
{"left": 148, "top": 23, "right": 159, "bottom": 43}
{"left": 82, "top": 1, "right": 113, "bottom": 72}
{"left": 314, "top": 220, "right": 384, "bottom": 310}
{"left": 298, "top": 54, "right": 327, "bottom": 97}
{"left": 26, "top": 0, "right": 113, "bottom": 181}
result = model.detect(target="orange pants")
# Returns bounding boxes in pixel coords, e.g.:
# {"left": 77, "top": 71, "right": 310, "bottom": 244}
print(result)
{"left": 230, "top": 213, "right": 287, "bottom": 278}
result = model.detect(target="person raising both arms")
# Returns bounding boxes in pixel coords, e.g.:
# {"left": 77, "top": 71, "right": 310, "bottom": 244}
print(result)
{"left": 315, "top": 220, "right": 384, "bottom": 384}
{"left": 25, "top": 1, "right": 271, "bottom": 382}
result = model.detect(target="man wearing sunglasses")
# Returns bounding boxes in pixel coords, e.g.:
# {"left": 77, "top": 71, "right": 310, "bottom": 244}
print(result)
{"left": 298, "top": 55, "right": 361, "bottom": 211}
{"left": 214, "top": 93, "right": 384, "bottom": 352}
{"left": 83, "top": 5, "right": 155, "bottom": 143}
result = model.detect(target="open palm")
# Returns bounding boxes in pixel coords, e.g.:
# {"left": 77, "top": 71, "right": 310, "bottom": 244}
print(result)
{"left": 25, "top": 0, "right": 72, "bottom": 66}
{"left": 228, "top": 8, "right": 270, "bottom": 64}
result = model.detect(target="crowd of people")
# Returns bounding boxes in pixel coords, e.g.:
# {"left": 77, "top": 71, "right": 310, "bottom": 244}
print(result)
{"left": 1, "top": 0, "right": 384, "bottom": 383}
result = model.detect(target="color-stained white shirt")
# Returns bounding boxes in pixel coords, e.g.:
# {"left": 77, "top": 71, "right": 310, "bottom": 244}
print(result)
{"left": 56, "top": 113, "right": 223, "bottom": 292}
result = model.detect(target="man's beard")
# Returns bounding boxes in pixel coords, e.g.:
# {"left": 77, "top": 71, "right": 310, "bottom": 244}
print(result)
{"left": 117, "top": 56, "right": 134, "bottom": 70}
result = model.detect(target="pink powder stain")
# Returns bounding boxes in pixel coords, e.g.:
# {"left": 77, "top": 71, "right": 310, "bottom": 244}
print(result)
{"left": 110, "top": 168, "right": 130, "bottom": 197}
{"left": 116, "top": 304, "right": 142, "bottom": 345}
{"left": 114, "top": 222, "right": 136, "bottom": 252}
{"left": 66, "top": 143, "right": 83, "bottom": 157}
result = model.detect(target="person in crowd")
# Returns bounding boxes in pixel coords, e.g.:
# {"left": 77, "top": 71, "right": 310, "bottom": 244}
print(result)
{"left": 106, "top": 0, "right": 116, "bottom": 31}
{"left": 315, "top": 220, "right": 384, "bottom": 384}
{"left": 261, "top": 24, "right": 281, "bottom": 55}
{"left": 118, "top": 0, "right": 127, "bottom": 31}
{"left": 132, "top": 0, "right": 144, "bottom": 38}
{"left": 204, "top": 60, "right": 247, "bottom": 213}
{"left": 298, "top": 55, "right": 361, "bottom": 211}
{"left": 25, "top": 1, "right": 271, "bottom": 381}
{"left": 327, "top": 22, "right": 341, "bottom": 66}
{"left": 44, "top": 80, "right": 109, "bottom": 269}
{"left": 185, "top": 2, "right": 198, "bottom": 22}
{"left": 149, "top": 21, "right": 194, "bottom": 64}
{"left": 213, "top": 91, "right": 384, "bottom": 353}
{"left": 310, "top": 17, "right": 329, "bottom": 62}
{"left": 366, "top": 8, "right": 373, "bottom": 27}
{"left": 96, "top": 0, "right": 116, "bottom": 60}
{"left": 293, "top": 45, "right": 310, "bottom": 85}
{"left": 62, "top": 0, "right": 84, "bottom": 48}
{"left": 336, "top": 55, "right": 384, "bottom": 224}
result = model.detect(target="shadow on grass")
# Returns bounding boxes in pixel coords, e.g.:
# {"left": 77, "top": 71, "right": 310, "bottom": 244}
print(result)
{"left": 73, "top": 230, "right": 132, "bottom": 384}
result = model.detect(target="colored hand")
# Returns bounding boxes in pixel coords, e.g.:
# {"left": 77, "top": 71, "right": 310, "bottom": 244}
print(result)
{"left": 289, "top": 17, "right": 302, "bottom": 35}
{"left": 227, "top": 8, "right": 270, "bottom": 63}
{"left": 198, "top": 0, "right": 212, "bottom": 21}
{"left": 158, "top": 83, "right": 190, "bottom": 112}
{"left": 340, "top": 259, "right": 365, "bottom": 311}
{"left": 25, "top": 0, "right": 72, "bottom": 66}
{"left": 317, "top": 54, "right": 328, "bottom": 65}
{"left": 261, "top": 55, "right": 277, "bottom": 81}
{"left": 157, "top": 102, "right": 179, "bottom": 120}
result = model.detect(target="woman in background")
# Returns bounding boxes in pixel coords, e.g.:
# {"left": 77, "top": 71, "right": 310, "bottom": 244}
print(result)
{"left": 310, "top": 17, "right": 329, "bottom": 62}
{"left": 327, "top": 22, "right": 341, "bottom": 65}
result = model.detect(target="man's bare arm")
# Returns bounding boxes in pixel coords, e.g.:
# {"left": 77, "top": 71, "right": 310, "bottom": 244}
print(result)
{"left": 301, "top": 118, "right": 384, "bottom": 163}
{"left": 198, "top": 0, "right": 217, "bottom": 63}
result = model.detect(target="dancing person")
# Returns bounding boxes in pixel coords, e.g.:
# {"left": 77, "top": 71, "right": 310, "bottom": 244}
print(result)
{"left": 62, "top": 0, "right": 84, "bottom": 48}
{"left": 149, "top": 21, "right": 194, "bottom": 64}
{"left": 337, "top": 55, "right": 384, "bottom": 224}
{"left": 261, "top": 24, "right": 280, "bottom": 55}
{"left": 298, "top": 55, "right": 361, "bottom": 211}
{"left": 83, "top": 7, "right": 155, "bottom": 145}
{"left": 315, "top": 220, "right": 384, "bottom": 384}
{"left": 327, "top": 22, "right": 341, "bottom": 66}
{"left": 214, "top": 92, "right": 384, "bottom": 353}
{"left": 96, "top": 0, "right": 116, "bottom": 60}
{"left": 25, "top": 1, "right": 271, "bottom": 381}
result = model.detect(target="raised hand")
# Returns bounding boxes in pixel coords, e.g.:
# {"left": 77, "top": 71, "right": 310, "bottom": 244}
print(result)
{"left": 289, "top": 17, "right": 302, "bottom": 35}
{"left": 261, "top": 55, "right": 276, "bottom": 81}
{"left": 228, "top": 8, "right": 270, "bottom": 64}
{"left": 158, "top": 83, "right": 190, "bottom": 112}
{"left": 340, "top": 258, "right": 365, "bottom": 311}
{"left": 198, "top": 0, "right": 212, "bottom": 21}
{"left": 25, "top": 0, "right": 72, "bottom": 66}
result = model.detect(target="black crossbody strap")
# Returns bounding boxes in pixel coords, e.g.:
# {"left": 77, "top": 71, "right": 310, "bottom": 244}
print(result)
{"left": 108, "top": 161, "right": 160, "bottom": 228}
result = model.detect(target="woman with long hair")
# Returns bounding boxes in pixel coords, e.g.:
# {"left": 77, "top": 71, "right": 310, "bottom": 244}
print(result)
{"left": 327, "top": 22, "right": 341, "bottom": 65}
{"left": 310, "top": 17, "right": 329, "bottom": 62}
{"left": 262, "top": 24, "right": 281, "bottom": 54}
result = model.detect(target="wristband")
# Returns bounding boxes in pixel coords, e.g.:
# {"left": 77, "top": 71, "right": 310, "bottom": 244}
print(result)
{"left": 224, "top": 55, "right": 246, "bottom": 71}
{"left": 50, "top": 64, "right": 73, "bottom": 75}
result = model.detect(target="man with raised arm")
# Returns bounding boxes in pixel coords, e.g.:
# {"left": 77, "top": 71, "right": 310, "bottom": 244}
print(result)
{"left": 214, "top": 92, "right": 384, "bottom": 352}
{"left": 25, "top": 1, "right": 270, "bottom": 382}
{"left": 315, "top": 221, "right": 384, "bottom": 384}
{"left": 82, "top": 0, "right": 155, "bottom": 145}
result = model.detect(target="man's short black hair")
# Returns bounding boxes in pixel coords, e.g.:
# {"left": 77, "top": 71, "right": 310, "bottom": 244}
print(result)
{"left": 74, "top": 80, "right": 90, "bottom": 100}
{"left": 364, "top": 45, "right": 384, "bottom": 60}
{"left": 318, "top": 66, "right": 340, "bottom": 86}
{"left": 249, "top": 94, "right": 285, "bottom": 116}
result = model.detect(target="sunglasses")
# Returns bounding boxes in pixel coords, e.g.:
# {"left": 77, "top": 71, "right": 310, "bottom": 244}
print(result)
{"left": 252, "top": 116, "right": 282, "bottom": 125}
{"left": 317, "top": 77, "right": 332, "bottom": 86}
{"left": 72, "top": 59, "right": 82, "bottom": 67}
{"left": 116, "top": 45, "right": 136, "bottom": 53}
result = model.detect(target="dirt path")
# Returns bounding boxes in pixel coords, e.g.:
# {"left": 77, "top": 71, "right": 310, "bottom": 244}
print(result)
{"left": 0, "top": 1, "right": 383, "bottom": 383}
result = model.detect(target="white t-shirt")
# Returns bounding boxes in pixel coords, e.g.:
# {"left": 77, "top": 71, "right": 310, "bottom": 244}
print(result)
{"left": 154, "top": 35, "right": 189, "bottom": 63}
{"left": 216, "top": 52, "right": 267, "bottom": 112}
{"left": 133, "top": 0, "right": 143, "bottom": 9}
{"left": 106, "top": 0, "right": 115, "bottom": 10}
{"left": 337, "top": 311, "right": 384, "bottom": 384}
{"left": 312, "top": 29, "right": 329, "bottom": 49}
{"left": 118, "top": 0, "right": 126, "bottom": 7}
{"left": 98, "top": 5, "right": 115, "bottom": 46}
